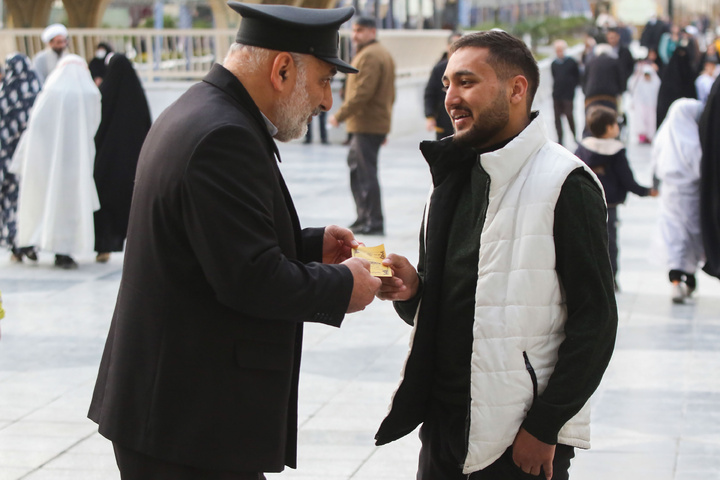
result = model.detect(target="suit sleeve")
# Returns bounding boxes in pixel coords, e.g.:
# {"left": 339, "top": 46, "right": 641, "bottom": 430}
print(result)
{"left": 180, "top": 125, "right": 354, "bottom": 326}
{"left": 521, "top": 169, "right": 618, "bottom": 444}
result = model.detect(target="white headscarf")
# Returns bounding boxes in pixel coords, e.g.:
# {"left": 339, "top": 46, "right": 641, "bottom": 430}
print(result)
{"left": 41, "top": 24, "right": 68, "bottom": 44}
{"left": 9, "top": 54, "right": 101, "bottom": 255}
{"left": 652, "top": 98, "right": 704, "bottom": 189}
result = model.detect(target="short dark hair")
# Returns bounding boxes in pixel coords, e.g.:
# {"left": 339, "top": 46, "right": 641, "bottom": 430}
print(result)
{"left": 355, "top": 16, "right": 377, "bottom": 29}
{"left": 449, "top": 30, "right": 539, "bottom": 113}
{"left": 587, "top": 105, "right": 618, "bottom": 137}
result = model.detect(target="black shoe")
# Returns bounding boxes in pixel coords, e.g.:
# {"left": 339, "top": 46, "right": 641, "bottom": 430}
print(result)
{"left": 348, "top": 219, "right": 364, "bottom": 229}
{"left": 358, "top": 225, "right": 384, "bottom": 235}
{"left": 10, "top": 247, "right": 23, "bottom": 263}
{"left": 20, "top": 246, "right": 37, "bottom": 261}
{"left": 55, "top": 255, "right": 78, "bottom": 269}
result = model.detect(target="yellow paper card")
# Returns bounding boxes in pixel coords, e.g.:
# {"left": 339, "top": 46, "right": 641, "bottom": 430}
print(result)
{"left": 352, "top": 244, "right": 393, "bottom": 277}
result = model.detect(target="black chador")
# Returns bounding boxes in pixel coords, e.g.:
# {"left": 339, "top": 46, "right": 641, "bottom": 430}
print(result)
{"left": 93, "top": 53, "right": 152, "bottom": 254}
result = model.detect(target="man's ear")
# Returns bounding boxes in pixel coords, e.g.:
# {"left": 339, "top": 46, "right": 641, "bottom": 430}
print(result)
{"left": 508, "top": 75, "right": 529, "bottom": 106}
{"left": 270, "top": 52, "right": 295, "bottom": 92}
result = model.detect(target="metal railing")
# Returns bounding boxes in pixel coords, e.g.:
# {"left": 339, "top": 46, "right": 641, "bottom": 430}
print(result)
{"left": 0, "top": 28, "right": 450, "bottom": 83}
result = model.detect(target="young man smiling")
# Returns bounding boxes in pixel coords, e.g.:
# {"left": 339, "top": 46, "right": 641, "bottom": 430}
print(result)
{"left": 375, "top": 30, "right": 618, "bottom": 480}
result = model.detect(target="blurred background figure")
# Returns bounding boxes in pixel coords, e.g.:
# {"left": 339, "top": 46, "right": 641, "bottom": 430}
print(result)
{"left": 551, "top": 39, "right": 580, "bottom": 146}
{"left": 582, "top": 43, "right": 625, "bottom": 135}
{"left": 695, "top": 58, "right": 718, "bottom": 104}
{"left": 640, "top": 15, "right": 670, "bottom": 59}
{"left": 652, "top": 99, "right": 705, "bottom": 304}
{"left": 424, "top": 31, "right": 462, "bottom": 140}
{"left": 658, "top": 24, "right": 681, "bottom": 66}
{"left": 656, "top": 41, "right": 698, "bottom": 127}
{"left": 32, "top": 23, "right": 68, "bottom": 85}
{"left": 88, "top": 42, "right": 114, "bottom": 87}
{"left": 330, "top": 16, "right": 396, "bottom": 236}
{"left": 304, "top": 111, "right": 328, "bottom": 144}
{"left": 93, "top": 53, "right": 152, "bottom": 263}
{"left": 629, "top": 63, "right": 661, "bottom": 144}
{"left": 606, "top": 27, "right": 635, "bottom": 88}
{"left": 9, "top": 55, "right": 101, "bottom": 269}
{"left": 0, "top": 53, "right": 41, "bottom": 263}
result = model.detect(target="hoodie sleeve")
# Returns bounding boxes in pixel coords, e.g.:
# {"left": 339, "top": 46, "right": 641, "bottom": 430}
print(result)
{"left": 615, "top": 149, "right": 652, "bottom": 197}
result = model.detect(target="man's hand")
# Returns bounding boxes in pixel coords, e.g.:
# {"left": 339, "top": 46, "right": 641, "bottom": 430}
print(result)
{"left": 328, "top": 115, "right": 340, "bottom": 128}
{"left": 376, "top": 254, "right": 419, "bottom": 302}
{"left": 512, "top": 428, "right": 556, "bottom": 480}
{"left": 322, "top": 225, "right": 359, "bottom": 264}
{"left": 342, "top": 257, "right": 381, "bottom": 313}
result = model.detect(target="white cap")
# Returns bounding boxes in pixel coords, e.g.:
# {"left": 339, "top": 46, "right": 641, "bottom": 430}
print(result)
{"left": 41, "top": 23, "right": 68, "bottom": 43}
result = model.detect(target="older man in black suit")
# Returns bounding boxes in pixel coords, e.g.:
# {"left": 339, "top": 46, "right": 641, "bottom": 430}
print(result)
{"left": 88, "top": 3, "right": 381, "bottom": 479}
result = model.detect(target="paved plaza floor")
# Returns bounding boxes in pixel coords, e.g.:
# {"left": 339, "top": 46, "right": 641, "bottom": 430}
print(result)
{"left": 1, "top": 101, "right": 720, "bottom": 480}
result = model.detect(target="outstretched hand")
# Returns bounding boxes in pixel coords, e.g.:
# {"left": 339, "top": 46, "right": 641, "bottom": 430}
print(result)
{"left": 376, "top": 253, "right": 419, "bottom": 302}
{"left": 322, "top": 225, "right": 360, "bottom": 264}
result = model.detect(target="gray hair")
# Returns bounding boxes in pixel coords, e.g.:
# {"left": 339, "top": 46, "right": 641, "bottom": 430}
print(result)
{"left": 223, "top": 43, "right": 307, "bottom": 74}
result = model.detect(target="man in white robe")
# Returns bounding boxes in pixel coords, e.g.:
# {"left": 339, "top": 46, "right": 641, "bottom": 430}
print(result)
{"left": 652, "top": 98, "right": 705, "bottom": 303}
{"left": 32, "top": 23, "right": 68, "bottom": 85}
{"left": 10, "top": 55, "right": 101, "bottom": 269}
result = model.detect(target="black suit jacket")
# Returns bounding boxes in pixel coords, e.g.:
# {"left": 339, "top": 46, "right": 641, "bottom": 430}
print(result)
{"left": 88, "top": 64, "right": 354, "bottom": 473}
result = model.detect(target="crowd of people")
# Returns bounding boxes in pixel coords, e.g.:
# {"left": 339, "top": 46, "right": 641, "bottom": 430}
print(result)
{"left": 0, "top": 7, "right": 718, "bottom": 479}
{"left": 543, "top": 13, "right": 720, "bottom": 303}
{"left": 0, "top": 24, "right": 151, "bottom": 269}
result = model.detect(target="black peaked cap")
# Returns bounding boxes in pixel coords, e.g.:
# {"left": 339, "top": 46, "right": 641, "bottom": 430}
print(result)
{"left": 227, "top": 2, "right": 358, "bottom": 74}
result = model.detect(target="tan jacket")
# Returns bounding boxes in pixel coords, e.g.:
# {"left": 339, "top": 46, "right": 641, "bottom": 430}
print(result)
{"left": 334, "top": 40, "right": 396, "bottom": 135}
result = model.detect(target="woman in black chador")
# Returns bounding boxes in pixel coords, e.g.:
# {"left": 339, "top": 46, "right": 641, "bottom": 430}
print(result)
{"left": 93, "top": 53, "right": 151, "bottom": 262}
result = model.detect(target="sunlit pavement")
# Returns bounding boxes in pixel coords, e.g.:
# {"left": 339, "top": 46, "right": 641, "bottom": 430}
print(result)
{"left": 1, "top": 91, "right": 719, "bottom": 480}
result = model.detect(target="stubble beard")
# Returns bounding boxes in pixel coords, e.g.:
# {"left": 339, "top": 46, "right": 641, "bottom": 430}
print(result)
{"left": 451, "top": 92, "right": 510, "bottom": 149}
{"left": 274, "top": 68, "right": 319, "bottom": 142}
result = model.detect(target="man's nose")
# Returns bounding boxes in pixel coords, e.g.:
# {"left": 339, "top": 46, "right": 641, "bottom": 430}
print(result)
{"left": 320, "top": 83, "right": 333, "bottom": 112}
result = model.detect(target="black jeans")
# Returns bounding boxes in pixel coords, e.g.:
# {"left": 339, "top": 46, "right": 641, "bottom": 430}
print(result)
{"left": 347, "top": 133, "right": 385, "bottom": 229}
{"left": 113, "top": 443, "right": 266, "bottom": 480}
{"left": 417, "top": 418, "right": 575, "bottom": 480}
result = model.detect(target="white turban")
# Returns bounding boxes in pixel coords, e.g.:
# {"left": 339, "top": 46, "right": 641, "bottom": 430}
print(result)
{"left": 41, "top": 24, "right": 68, "bottom": 44}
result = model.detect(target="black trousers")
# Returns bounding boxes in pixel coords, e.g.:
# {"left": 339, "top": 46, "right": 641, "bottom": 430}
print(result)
{"left": 607, "top": 206, "right": 618, "bottom": 278}
{"left": 553, "top": 98, "right": 576, "bottom": 145}
{"left": 347, "top": 133, "right": 385, "bottom": 229}
{"left": 113, "top": 442, "right": 266, "bottom": 480}
{"left": 417, "top": 417, "right": 575, "bottom": 480}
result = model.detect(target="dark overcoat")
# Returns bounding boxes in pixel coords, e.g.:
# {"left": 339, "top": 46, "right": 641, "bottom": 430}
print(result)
{"left": 88, "top": 64, "right": 354, "bottom": 473}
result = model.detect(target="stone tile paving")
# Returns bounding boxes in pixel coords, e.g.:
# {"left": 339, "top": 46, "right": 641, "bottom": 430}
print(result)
{"left": 1, "top": 105, "right": 719, "bottom": 480}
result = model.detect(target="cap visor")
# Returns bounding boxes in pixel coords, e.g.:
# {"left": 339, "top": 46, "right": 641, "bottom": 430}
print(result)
{"left": 319, "top": 56, "right": 358, "bottom": 74}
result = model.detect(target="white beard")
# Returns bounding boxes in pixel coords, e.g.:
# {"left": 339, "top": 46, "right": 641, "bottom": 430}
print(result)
{"left": 274, "top": 68, "right": 317, "bottom": 142}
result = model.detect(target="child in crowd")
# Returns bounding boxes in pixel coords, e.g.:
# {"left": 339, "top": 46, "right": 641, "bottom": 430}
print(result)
{"left": 695, "top": 58, "right": 718, "bottom": 104}
{"left": 630, "top": 63, "right": 661, "bottom": 143}
{"left": 575, "top": 106, "right": 658, "bottom": 291}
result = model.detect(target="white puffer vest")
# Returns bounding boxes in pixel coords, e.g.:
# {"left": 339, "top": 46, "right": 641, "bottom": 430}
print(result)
{"left": 413, "top": 116, "right": 604, "bottom": 473}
